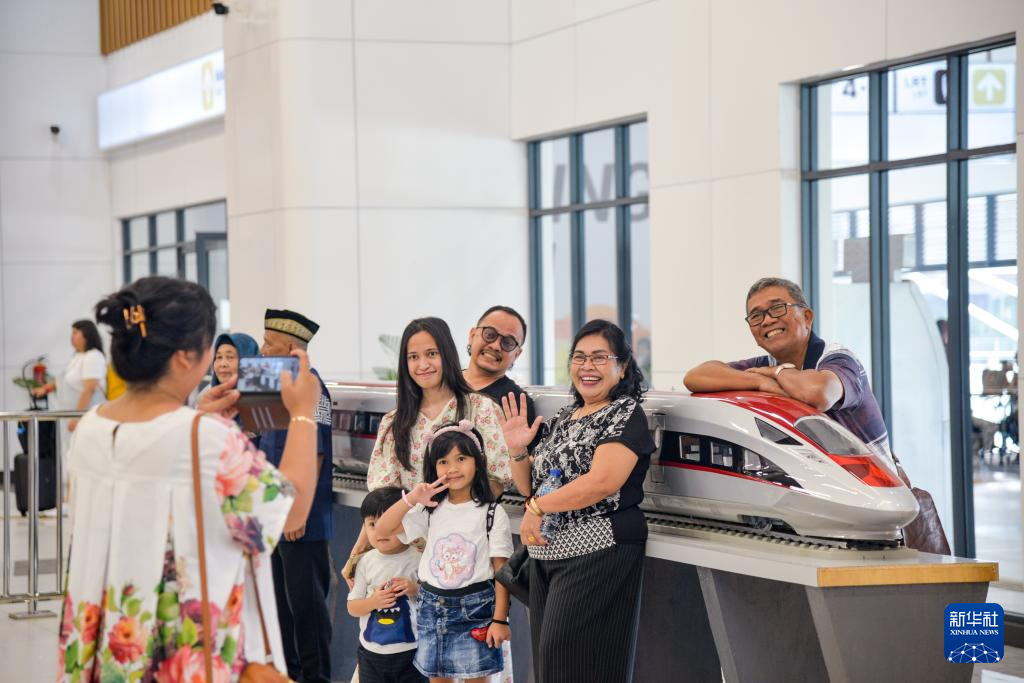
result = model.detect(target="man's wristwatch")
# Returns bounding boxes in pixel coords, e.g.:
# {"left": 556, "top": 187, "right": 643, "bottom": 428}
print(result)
{"left": 774, "top": 363, "right": 796, "bottom": 378}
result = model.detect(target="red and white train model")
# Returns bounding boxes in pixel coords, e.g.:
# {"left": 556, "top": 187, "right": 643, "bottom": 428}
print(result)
{"left": 327, "top": 382, "right": 920, "bottom": 544}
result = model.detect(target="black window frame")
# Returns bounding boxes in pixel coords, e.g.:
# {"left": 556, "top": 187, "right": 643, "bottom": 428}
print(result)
{"left": 527, "top": 119, "right": 650, "bottom": 384}
{"left": 121, "top": 200, "right": 228, "bottom": 289}
{"left": 800, "top": 37, "right": 1017, "bottom": 558}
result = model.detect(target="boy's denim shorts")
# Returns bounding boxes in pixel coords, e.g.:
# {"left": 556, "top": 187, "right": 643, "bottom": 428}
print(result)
{"left": 414, "top": 582, "right": 503, "bottom": 679}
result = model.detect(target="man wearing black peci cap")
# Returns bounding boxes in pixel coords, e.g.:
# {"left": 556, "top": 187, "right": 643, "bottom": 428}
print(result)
{"left": 259, "top": 308, "right": 334, "bottom": 683}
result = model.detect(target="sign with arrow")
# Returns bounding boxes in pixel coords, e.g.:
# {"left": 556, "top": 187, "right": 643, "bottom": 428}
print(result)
{"left": 973, "top": 68, "right": 1007, "bottom": 106}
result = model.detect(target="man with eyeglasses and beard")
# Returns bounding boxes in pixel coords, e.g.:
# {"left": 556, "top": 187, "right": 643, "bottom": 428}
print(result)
{"left": 683, "top": 277, "right": 894, "bottom": 465}
{"left": 464, "top": 305, "right": 542, "bottom": 452}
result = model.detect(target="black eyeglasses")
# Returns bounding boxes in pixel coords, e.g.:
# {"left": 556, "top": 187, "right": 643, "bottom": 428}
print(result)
{"left": 477, "top": 326, "right": 521, "bottom": 352}
{"left": 570, "top": 352, "right": 619, "bottom": 366}
{"left": 745, "top": 302, "right": 805, "bottom": 326}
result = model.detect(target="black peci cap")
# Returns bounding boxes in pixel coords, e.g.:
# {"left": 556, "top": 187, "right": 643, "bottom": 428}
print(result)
{"left": 264, "top": 308, "right": 320, "bottom": 343}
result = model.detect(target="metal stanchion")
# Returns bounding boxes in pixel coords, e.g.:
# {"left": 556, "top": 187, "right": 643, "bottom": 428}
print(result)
{"left": 10, "top": 417, "right": 55, "bottom": 619}
{"left": 0, "top": 410, "right": 78, "bottom": 611}
{"left": 54, "top": 422, "right": 63, "bottom": 593}
{"left": 2, "top": 421, "right": 10, "bottom": 599}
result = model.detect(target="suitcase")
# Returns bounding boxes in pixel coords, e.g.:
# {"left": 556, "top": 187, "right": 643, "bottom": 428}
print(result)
{"left": 13, "top": 453, "right": 57, "bottom": 516}
{"left": 16, "top": 419, "right": 57, "bottom": 462}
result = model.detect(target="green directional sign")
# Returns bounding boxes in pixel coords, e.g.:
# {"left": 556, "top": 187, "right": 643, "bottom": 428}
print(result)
{"left": 973, "top": 68, "right": 1007, "bottom": 106}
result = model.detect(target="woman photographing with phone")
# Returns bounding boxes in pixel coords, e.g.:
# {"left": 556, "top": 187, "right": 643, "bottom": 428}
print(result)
{"left": 55, "top": 276, "right": 321, "bottom": 682}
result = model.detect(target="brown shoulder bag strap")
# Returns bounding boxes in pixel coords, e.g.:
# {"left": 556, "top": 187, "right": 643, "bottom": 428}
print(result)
{"left": 192, "top": 413, "right": 276, "bottom": 675}
{"left": 190, "top": 413, "right": 215, "bottom": 683}
{"left": 248, "top": 555, "right": 274, "bottom": 663}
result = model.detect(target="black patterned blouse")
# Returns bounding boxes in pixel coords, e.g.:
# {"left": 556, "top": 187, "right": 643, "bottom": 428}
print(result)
{"left": 527, "top": 395, "right": 655, "bottom": 561}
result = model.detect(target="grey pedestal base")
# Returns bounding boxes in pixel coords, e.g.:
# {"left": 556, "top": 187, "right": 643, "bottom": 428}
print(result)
{"left": 698, "top": 567, "right": 987, "bottom": 683}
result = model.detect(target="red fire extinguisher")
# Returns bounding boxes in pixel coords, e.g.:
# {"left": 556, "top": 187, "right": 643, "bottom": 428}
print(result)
{"left": 33, "top": 358, "right": 47, "bottom": 387}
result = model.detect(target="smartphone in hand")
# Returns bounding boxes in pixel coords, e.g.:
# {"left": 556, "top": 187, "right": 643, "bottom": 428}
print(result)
{"left": 236, "top": 356, "right": 300, "bottom": 432}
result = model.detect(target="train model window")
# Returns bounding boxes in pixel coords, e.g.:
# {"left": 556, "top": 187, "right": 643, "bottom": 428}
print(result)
{"left": 334, "top": 409, "right": 385, "bottom": 436}
{"left": 680, "top": 434, "right": 702, "bottom": 462}
{"left": 793, "top": 416, "right": 865, "bottom": 455}
{"left": 710, "top": 440, "right": 736, "bottom": 469}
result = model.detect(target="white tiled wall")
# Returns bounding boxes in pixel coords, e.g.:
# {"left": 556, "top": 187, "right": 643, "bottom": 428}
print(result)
{"left": 509, "top": 0, "right": 1024, "bottom": 388}
{"left": 225, "top": 3, "right": 528, "bottom": 379}
{"left": 0, "top": 1, "right": 113, "bottom": 412}
{"left": 106, "top": 13, "right": 229, "bottom": 220}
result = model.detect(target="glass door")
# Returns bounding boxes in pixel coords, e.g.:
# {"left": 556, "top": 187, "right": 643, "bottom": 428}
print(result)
{"left": 196, "top": 233, "right": 229, "bottom": 333}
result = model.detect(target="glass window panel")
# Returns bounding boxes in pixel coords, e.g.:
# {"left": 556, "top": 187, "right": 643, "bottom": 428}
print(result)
{"left": 887, "top": 60, "right": 948, "bottom": 160}
{"left": 967, "top": 154, "right": 1018, "bottom": 583}
{"left": 204, "top": 237, "right": 230, "bottom": 333}
{"left": 967, "top": 196, "right": 989, "bottom": 263}
{"left": 995, "top": 194, "right": 1017, "bottom": 261}
{"left": 128, "top": 217, "right": 149, "bottom": 250}
{"left": 629, "top": 204, "right": 651, "bottom": 380}
{"left": 816, "top": 75, "right": 869, "bottom": 169}
{"left": 582, "top": 128, "right": 616, "bottom": 204}
{"left": 537, "top": 138, "right": 570, "bottom": 209}
{"left": 813, "top": 175, "right": 872, "bottom": 377}
{"left": 183, "top": 201, "right": 226, "bottom": 240}
{"left": 129, "top": 251, "right": 149, "bottom": 281}
{"left": 538, "top": 215, "right": 573, "bottom": 385}
{"left": 968, "top": 45, "right": 1016, "bottom": 148}
{"left": 887, "top": 164, "right": 953, "bottom": 538}
{"left": 628, "top": 122, "right": 649, "bottom": 197}
{"left": 155, "top": 247, "right": 178, "bottom": 277}
{"left": 155, "top": 211, "right": 177, "bottom": 246}
{"left": 185, "top": 250, "right": 198, "bottom": 283}
{"left": 582, "top": 208, "right": 618, "bottom": 323}
{"left": 921, "top": 201, "right": 947, "bottom": 267}
{"left": 854, "top": 208, "right": 869, "bottom": 237}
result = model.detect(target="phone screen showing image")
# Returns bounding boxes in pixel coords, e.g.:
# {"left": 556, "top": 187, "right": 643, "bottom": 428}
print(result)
{"left": 237, "top": 356, "right": 299, "bottom": 394}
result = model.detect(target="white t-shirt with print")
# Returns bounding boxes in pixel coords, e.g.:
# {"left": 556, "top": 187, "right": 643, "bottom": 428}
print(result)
{"left": 399, "top": 498, "right": 513, "bottom": 590}
{"left": 348, "top": 546, "right": 421, "bottom": 655}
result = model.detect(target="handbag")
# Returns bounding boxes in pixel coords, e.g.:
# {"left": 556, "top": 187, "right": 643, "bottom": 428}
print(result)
{"left": 191, "top": 413, "right": 293, "bottom": 682}
{"left": 495, "top": 545, "right": 531, "bottom": 605}
{"left": 893, "top": 455, "right": 952, "bottom": 555}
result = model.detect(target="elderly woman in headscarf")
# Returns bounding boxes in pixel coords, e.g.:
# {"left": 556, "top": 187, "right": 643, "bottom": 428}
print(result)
{"left": 194, "top": 333, "right": 260, "bottom": 431}
{"left": 211, "top": 332, "right": 260, "bottom": 389}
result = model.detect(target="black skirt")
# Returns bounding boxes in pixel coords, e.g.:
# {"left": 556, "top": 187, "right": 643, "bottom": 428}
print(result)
{"left": 528, "top": 543, "right": 645, "bottom": 683}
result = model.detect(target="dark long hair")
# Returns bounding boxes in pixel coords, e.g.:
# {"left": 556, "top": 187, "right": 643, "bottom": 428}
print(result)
{"left": 72, "top": 320, "right": 104, "bottom": 354}
{"left": 390, "top": 317, "right": 475, "bottom": 470}
{"left": 422, "top": 424, "right": 494, "bottom": 510}
{"left": 569, "top": 319, "right": 646, "bottom": 406}
{"left": 94, "top": 276, "right": 216, "bottom": 387}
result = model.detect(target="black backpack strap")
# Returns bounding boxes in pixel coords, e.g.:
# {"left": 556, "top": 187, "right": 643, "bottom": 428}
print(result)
{"left": 486, "top": 501, "right": 498, "bottom": 536}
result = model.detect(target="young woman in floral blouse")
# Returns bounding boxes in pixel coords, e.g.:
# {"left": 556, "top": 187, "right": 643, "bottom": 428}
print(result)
{"left": 56, "top": 276, "right": 321, "bottom": 683}
{"left": 347, "top": 317, "right": 520, "bottom": 565}
{"left": 346, "top": 317, "right": 520, "bottom": 683}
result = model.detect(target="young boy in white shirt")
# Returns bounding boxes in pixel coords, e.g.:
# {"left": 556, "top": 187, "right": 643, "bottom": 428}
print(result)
{"left": 347, "top": 487, "right": 425, "bottom": 683}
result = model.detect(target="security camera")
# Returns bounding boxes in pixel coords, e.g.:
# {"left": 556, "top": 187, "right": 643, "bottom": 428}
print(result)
{"left": 49, "top": 125, "right": 60, "bottom": 135}
{"left": 212, "top": 2, "right": 229, "bottom": 14}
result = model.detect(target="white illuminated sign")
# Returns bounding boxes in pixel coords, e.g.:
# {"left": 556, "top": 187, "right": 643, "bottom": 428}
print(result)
{"left": 97, "top": 50, "right": 225, "bottom": 150}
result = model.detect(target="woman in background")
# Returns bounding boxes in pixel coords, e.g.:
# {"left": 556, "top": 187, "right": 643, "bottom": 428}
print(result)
{"left": 33, "top": 320, "right": 108, "bottom": 431}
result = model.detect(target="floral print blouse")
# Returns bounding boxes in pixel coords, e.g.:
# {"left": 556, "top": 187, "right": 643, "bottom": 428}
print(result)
{"left": 56, "top": 408, "right": 294, "bottom": 683}
{"left": 367, "top": 392, "right": 513, "bottom": 491}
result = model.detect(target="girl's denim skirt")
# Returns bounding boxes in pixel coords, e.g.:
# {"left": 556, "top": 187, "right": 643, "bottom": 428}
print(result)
{"left": 414, "top": 581, "right": 503, "bottom": 679}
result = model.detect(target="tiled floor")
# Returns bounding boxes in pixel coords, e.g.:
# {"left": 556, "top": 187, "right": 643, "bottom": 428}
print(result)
{"left": 0, "top": 508, "right": 66, "bottom": 682}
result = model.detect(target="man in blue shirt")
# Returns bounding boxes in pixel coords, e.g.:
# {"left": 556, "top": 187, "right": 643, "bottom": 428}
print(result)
{"left": 259, "top": 308, "right": 334, "bottom": 683}
{"left": 683, "top": 277, "right": 893, "bottom": 463}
